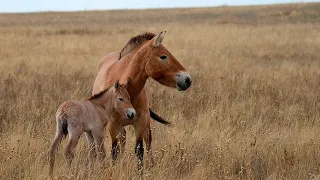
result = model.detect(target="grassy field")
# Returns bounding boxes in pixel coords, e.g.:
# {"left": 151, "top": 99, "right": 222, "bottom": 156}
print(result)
{"left": 1, "top": 2, "right": 320, "bottom": 179}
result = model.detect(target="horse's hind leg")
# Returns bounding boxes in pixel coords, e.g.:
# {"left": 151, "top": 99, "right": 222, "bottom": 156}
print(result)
{"left": 65, "top": 129, "right": 82, "bottom": 166}
{"left": 143, "top": 125, "right": 154, "bottom": 168}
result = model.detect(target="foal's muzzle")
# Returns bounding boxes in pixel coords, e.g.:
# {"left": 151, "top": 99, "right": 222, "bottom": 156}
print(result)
{"left": 126, "top": 108, "right": 136, "bottom": 119}
{"left": 176, "top": 71, "right": 192, "bottom": 91}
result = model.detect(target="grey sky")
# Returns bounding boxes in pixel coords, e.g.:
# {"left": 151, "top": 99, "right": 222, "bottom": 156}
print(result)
{"left": 1, "top": 0, "right": 318, "bottom": 13}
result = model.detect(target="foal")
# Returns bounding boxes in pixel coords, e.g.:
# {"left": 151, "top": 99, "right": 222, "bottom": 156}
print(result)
{"left": 48, "top": 81, "right": 135, "bottom": 176}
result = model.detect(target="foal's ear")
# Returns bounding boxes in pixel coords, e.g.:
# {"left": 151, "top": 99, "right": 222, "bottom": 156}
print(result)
{"left": 153, "top": 31, "right": 166, "bottom": 47}
{"left": 115, "top": 80, "right": 120, "bottom": 89}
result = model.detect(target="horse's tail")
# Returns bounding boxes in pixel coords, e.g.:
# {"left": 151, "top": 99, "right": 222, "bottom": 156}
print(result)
{"left": 149, "top": 108, "right": 171, "bottom": 125}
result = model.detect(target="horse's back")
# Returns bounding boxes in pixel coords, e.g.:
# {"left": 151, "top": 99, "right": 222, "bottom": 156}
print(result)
{"left": 93, "top": 51, "right": 120, "bottom": 94}
{"left": 97, "top": 51, "right": 120, "bottom": 72}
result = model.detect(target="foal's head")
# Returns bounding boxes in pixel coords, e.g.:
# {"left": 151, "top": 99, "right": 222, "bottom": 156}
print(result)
{"left": 143, "top": 31, "right": 192, "bottom": 91}
{"left": 90, "top": 80, "right": 135, "bottom": 119}
{"left": 112, "top": 80, "right": 136, "bottom": 119}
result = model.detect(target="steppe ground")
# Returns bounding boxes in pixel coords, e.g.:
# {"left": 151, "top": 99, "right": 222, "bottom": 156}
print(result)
{"left": 1, "top": 2, "right": 320, "bottom": 179}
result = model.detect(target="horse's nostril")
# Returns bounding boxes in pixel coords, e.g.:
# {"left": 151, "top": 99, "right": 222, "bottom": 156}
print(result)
{"left": 126, "top": 108, "right": 136, "bottom": 119}
{"left": 185, "top": 77, "right": 191, "bottom": 86}
{"left": 127, "top": 112, "right": 135, "bottom": 119}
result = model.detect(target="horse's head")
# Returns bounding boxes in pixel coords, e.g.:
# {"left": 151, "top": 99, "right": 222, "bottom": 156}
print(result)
{"left": 144, "top": 31, "right": 192, "bottom": 91}
{"left": 112, "top": 80, "right": 136, "bottom": 119}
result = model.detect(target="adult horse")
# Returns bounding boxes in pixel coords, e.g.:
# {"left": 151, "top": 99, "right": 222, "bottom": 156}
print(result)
{"left": 92, "top": 31, "right": 191, "bottom": 169}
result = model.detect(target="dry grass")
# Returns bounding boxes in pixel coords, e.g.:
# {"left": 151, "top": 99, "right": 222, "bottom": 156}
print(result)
{"left": 1, "top": 2, "right": 320, "bottom": 180}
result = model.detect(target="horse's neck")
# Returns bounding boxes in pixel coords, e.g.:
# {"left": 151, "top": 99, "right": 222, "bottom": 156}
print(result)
{"left": 122, "top": 49, "right": 149, "bottom": 98}
{"left": 90, "top": 92, "right": 114, "bottom": 124}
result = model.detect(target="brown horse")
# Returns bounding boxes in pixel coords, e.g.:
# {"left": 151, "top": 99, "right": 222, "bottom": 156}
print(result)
{"left": 92, "top": 31, "right": 192, "bottom": 170}
{"left": 48, "top": 81, "right": 134, "bottom": 176}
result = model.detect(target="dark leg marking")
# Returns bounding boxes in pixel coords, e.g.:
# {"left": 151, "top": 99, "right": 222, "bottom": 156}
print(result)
{"left": 112, "top": 141, "right": 120, "bottom": 162}
{"left": 135, "top": 139, "right": 144, "bottom": 170}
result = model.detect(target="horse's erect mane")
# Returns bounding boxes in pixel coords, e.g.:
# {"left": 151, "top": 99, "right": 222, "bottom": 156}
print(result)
{"left": 88, "top": 86, "right": 112, "bottom": 100}
{"left": 119, "top": 32, "right": 156, "bottom": 59}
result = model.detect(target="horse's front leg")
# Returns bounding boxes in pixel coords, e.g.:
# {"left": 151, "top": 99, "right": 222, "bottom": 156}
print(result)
{"left": 108, "top": 122, "right": 122, "bottom": 163}
{"left": 135, "top": 138, "right": 144, "bottom": 171}
{"left": 118, "top": 127, "right": 127, "bottom": 152}
{"left": 143, "top": 122, "right": 154, "bottom": 168}
{"left": 134, "top": 115, "right": 148, "bottom": 171}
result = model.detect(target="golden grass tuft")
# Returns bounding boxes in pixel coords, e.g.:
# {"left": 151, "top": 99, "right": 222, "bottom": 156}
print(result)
{"left": 1, "top": 2, "right": 320, "bottom": 179}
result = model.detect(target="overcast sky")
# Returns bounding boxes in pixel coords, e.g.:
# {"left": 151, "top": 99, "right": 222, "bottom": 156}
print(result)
{"left": 0, "top": 0, "right": 318, "bottom": 13}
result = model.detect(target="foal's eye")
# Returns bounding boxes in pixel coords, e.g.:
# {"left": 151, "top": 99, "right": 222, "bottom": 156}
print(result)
{"left": 118, "top": 98, "right": 124, "bottom": 102}
{"left": 159, "top": 55, "right": 168, "bottom": 60}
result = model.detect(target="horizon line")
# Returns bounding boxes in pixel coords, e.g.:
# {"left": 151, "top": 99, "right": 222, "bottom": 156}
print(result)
{"left": 0, "top": 1, "right": 315, "bottom": 14}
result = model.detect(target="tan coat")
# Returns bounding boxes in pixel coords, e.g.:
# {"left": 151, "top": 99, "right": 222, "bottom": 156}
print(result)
{"left": 92, "top": 32, "right": 192, "bottom": 169}
{"left": 48, "top": 81, "right": 135, "bottom": 176}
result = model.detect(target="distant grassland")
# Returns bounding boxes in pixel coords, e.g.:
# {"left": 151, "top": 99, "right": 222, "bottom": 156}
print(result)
{"left": 1, "top": 2, "right": 320, "bottom": 180}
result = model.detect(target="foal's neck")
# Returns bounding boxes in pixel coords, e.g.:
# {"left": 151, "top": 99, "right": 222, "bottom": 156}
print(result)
{"left": 90, "top": 90, "right": 114, "bottom": 121}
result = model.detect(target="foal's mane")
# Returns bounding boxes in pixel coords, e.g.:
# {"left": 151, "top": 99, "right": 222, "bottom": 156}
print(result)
{"left": 88, "top": 86, "right": 112, "bottom": 100}
{"left": 119, "top": 32, "right": 156, "bottom": 59}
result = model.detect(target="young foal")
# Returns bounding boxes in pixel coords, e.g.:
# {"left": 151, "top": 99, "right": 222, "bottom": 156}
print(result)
{"left": 48, "top": 81, "right": 135, "bottom": 176}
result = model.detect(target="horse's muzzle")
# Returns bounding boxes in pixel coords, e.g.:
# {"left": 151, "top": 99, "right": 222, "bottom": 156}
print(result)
{"left": 176, "top": 71, "right": 192, "bottom": 91}
{"left": 126, "top": 108, "right": 136, "bottom": 119}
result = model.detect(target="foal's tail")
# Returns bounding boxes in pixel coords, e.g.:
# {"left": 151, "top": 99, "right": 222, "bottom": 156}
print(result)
{"left": 149, "top": 108, "right": 171, "bottom": 125}
{"left": 48, "top": 117, "right": 68, "bottom": 176}
{"left": 61, "top": 118, "right": 68, "bottom": 137}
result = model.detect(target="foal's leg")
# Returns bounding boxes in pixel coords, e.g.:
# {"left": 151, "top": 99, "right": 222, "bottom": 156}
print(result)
{"left": 92, "top": 128, "right": 106, "bottom": 163}
{"left": 85, "top": 132, "right": 96, "bottom": 169}
{"left": 65, "top": 128, "right": 82, "bottom": 166}
{"left": 143, "top": 124, "right": 154, "bottom": 168}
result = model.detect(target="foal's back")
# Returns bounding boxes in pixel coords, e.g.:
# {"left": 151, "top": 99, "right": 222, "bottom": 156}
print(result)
{"left": 56, "top": 100, "right": 102, "bottom": 131}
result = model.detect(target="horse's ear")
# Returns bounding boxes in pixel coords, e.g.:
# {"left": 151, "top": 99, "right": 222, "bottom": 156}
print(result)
{"left": 115, "top": 80, "right": 120, "bottom": 89}
{"left": 124, "top": 78, "right": 131, "bottom": 88}
{"left": 153, "top": 31, "right": 166, "bottom": 47}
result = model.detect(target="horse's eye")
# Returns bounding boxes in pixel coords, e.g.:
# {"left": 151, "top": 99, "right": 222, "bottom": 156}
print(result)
{"left": 159, "top": 55, "right": 167, "bottom": 60}
{"left": 119, "top": 98, "right": 124, "bottom": 102}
